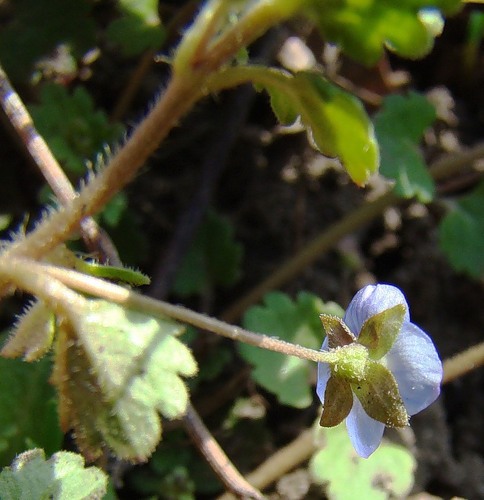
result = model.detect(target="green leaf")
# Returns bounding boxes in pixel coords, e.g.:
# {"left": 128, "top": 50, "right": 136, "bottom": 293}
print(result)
{"left": 357, "top": 304, "right": 406, "bottom": 360}
{"left": 106, "top": 0, "right": 166, "bottom": 56}
{"left": 310, "top": 423, "right": 416, "bottom": 499}
{"left": 0, "top": 355, "right": 62, "bottom": 467}
{"left": 0, "top": 449, "right": 107, "bottom": 500}
{"left": 173, "top": 211, "right": 243, "bottom": 296}
{"left": 53, "top": 300, "right": 197, "bottom": 462}
{"left": 239, "top": 292, "right": 342, "bottom": 408}
{"left": 0, "top": 0, "right": 95, "bottom": 82}
{"left": 1, "top": 301, "right": 55, "bottom": 361}
{"left": 29, "top": 84, "right": 124, "bottom": 176}
{"left": 439, "top": 181, "right": 484, "bottom": 278}
{"left": 266, "top": 71, "right": 379, "bottom": 186}
{"left": 304, "top": 0, "right": 461, "bottom": 66}
{"left": 374, "top": 92, "right": 436, "bottom": 202}
{"left": 351, "top": 360, "right": 408, "bottom": 428}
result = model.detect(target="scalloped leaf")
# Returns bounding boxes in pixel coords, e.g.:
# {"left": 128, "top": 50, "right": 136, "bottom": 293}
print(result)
{"left": 265, "top": 71, "right": 379, "bottom": 186}
{"left": 0, "top": 355, "right": 62, "bottom": 467}
{"left": 0, "top": 449, "right": 107, "bottom": 500}
{"left": 439, "top": 181, "right": 484, "bottom": 278}
{"left": 239, "top": 292, "right": 343, "bottom": 408}
{"left": 304, "top": 0, "right": 461, "bottom": 66}
{"left": 52, "top": 300, "right": 197, "bottom": 462}
{"left": 310, "top": 423, "right": 416, "bottom": 498}
{"left": 374, "top": 92, "right": 437, "bottom": 202}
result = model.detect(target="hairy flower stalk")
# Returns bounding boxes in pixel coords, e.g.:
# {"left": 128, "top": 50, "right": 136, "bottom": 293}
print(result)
{"left": 316, "top": 284, "right": 442, "bottom": 458}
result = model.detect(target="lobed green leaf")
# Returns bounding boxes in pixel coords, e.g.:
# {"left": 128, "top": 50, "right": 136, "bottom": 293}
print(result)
{"left": 240, "top": 292, "right": 342, "bottom": 408}
{"left": 310, "top": 423, "right": 416, "bottom": 498}
{"left": 374, "top": 92, "right": 437, "bottom": 202}
{"left": 0, "top": 449, "right": 107, "bottom": 500}
{"left": 53, "top": 300, "right": 197, "bottom": 462}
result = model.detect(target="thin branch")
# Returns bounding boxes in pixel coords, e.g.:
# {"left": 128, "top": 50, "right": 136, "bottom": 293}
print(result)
{"left": 0, "top": 64, "right": 121, "bottom": 265}
{"left": 184, "top": 403, "right": 264, "bottom": 499}
{"left": 442, "top": 341, "right": 484, "bottom": 384}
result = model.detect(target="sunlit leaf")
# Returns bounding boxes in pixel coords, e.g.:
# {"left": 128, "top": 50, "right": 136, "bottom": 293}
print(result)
{"left": 0, "top": 449, "right": 107, "bottom": 500}
{"left": 264, "top": 70, "right": 379, "bottom": 186}
{"left": 53, "top": 300, "right": 197, "bottom": 462}
{"left": 310, "top": 423, "right": 416, "bottom": 499}
{"left": 239, "top": 292, "right": 343, "bottom": 408}
{"left": 374, "top": 92, "right": 436, "bottom": 202}
{"left": 304, "top": 0, "right": 461, "bottom": 65}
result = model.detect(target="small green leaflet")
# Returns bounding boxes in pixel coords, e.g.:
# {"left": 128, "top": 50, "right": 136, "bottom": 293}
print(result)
{"left": 173, "top": 211, "right": 243, "bottom": 296}
{"left": 264, "top": 70, "right": 379, "bottom": 186}
{"left": 304, "top": 0, "right": 461, "bottom": 66}
{"left": 374, "top": 92, "right": 436, "bottom": 202}
{"left": 106, "top": 0, "right": 166, "bottom": 56}
{"left": 53, "top": 300, "right": 197, "bottom": 462}
{"left": 310, "top": 423, "right": 416, "bottom": 499}
{"left": 439, "top": 181, "right": 484, "bottom": 278}
{"left": 239, "top": 292, "right": 343, "bottom": 408}
{"left": 0, "top": 355, "right": 62, "bottom": 467}
{"left": 0, "top": 449, "right": 107, "bottom": 500}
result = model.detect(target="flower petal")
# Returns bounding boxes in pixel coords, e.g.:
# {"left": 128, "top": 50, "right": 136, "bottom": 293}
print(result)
{"left": 385, "top": 322, "right": 442, "bottom": 415}
{"left": 345, "top": 396, "right": 385, "bottom": 458}
{"left": 344, "top": 284, "right": 410, "bottom": 335}
{"left": 316, "top": 337, "right": 330, "bottom": 404}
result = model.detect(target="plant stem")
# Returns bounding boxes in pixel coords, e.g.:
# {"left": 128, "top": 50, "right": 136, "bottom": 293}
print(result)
{"left": 11, "top": 259, "right": 335, "bottom": 365}
{"left": 0, "top": 64, "right": 120, "bottom": 265}
{"left": 0, "top": 74, "right": 203, "bottom": 267}
{"left": 184, "top": 403, "right": 264, "bottom": 499}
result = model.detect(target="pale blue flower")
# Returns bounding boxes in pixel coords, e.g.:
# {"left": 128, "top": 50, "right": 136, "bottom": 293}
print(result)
{"left": 317, "top": 284, "right": 443, "bottom": 458}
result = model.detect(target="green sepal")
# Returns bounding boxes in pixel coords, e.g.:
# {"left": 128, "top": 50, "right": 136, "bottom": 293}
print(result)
{"left": 320, "top": 314, "right": 355, "bottom": 349}
{"left": 75, "top": 259, "right": 151, "bottom": 286}
{"left": 351, "top": 360, "right": 408, "bottom": 428}
{"left": 357, "top": 304, "right": 406, "bottom": 360}
{"left": 319, "top": 375, "right": 353, "bottom": 428}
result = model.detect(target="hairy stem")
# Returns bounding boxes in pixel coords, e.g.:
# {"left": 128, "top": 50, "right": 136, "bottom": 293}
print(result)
{"left": 11, "top": 260, "right": 335, "bottom": 365}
